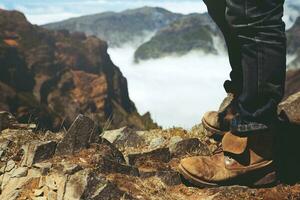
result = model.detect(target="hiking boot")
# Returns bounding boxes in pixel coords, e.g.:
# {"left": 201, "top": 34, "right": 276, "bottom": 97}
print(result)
{"left": 179, "top": 131, "right": 276, "bottom": 187}
{"left": 202, "top": 93, "right": 236, "bottom": 138}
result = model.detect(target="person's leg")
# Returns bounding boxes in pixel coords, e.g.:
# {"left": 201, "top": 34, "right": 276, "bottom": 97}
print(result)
{"left": 201, "top": 0, "right": 243, "bottom": 138}
{"left": 225, "top": 0, "right": 286, "bottom": 132}
{"left": 203, "top": 0, "right": 243, "bottom": 95}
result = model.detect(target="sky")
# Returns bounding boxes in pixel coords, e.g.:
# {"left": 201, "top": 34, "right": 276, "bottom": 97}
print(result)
{"left": 0, "top": 0, "right": 207, "bottom": 25}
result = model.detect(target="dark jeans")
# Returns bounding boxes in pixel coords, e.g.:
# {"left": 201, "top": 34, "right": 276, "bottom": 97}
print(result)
{"left": 204, "top": 0, "right": 287, "bottom": 133}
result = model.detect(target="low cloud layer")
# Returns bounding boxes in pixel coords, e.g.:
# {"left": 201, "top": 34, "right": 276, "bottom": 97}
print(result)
{"left": 108, "top": 47, "right": 230, "bottom": 129}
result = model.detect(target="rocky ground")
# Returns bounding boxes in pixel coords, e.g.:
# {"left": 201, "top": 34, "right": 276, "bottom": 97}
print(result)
{"left": 0, "top": 92, "right": 300, "bottom": 200}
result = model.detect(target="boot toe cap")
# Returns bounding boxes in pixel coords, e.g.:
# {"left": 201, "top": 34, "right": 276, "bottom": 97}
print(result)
{"left": 180, "top": 156, "right": 211, "bottom": 180}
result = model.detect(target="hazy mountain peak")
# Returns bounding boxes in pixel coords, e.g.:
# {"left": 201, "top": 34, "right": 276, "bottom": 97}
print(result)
{"left": 121, "top": 6, "right": 176, "bottom": 14}
{"left": 43, "top": 7, "right": 182, "bottom": 47}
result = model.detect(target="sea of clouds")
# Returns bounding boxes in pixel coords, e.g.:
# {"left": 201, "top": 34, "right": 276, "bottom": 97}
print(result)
{"left": 108, "top": 47, "right": 230, "bottom": 129}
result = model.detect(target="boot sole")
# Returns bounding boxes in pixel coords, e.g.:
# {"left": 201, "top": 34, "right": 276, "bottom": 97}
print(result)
{"left": 178, "top": 164, "right": 218, "bottom": 188}
{"left": 178, "top": 163, "right": 277, "bottom": 188}
{"left": 201, "top": 118, "right": 225, "bottom": 138}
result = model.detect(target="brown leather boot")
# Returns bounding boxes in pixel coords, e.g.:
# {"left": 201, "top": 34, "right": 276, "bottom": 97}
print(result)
{"left": 179, "top": 131, "right": 276, "bottom": 187}
{"left": 202, "top": 93, "right": 236, "bottom": 137}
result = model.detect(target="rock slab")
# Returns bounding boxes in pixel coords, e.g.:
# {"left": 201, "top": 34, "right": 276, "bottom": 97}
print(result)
{"left": 56, "top": 114, "right": 100, "bottom": 155}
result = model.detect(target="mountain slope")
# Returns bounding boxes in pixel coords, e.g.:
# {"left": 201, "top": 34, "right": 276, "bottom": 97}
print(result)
{"left": 43, "top": 7, "right": 182, "bottom": 47}
{"left": 287, "top": 16, "right": 300, "bottom": 69}
{"left": 0, "top": 9, "right": 158, "bottom": 131}
{"left": 134, "top": 13, "right": 223, "bottom": 62}
{"left": 285, "top": 69, "right": 300, "bottom": 97}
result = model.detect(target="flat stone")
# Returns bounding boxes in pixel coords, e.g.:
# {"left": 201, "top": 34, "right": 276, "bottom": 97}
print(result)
{"left": 98, "top": 139, "right": 126, "bottom": 164}
{"left": 27, "top": 168, "right": 43, "bottom": 178}
{"left": 98, "top": 158, "right": 139, "bottom": 176}
{"left": 11, "top": 167, "right": 28, "bottom": 178}
{"left": 0, "top": 165, "right": 5, "bottom": 174}
{"left": 47, "top": 190, "right": 57, "bottom": 200}
{"left": 149, "top": 136, "right": 166, "bottom": 149}
{"left": 0, "top": 140, "right": 11, "bottom": 159}
{"left": 102, "top": 127, "right": 145, "bottom": 149}
{"left": 169, "top": 138, "right": 210, "bottom": 157}
{"left": 5, "top": 160, "right": 15, "bottom": 172}
{"left": 33, "top": 197, "right": 47, "bottom": 200}
{"left": 0, "top": 140, "right": 11, "bottom": 149}
{"left": 0, "top": 174, "right": 32, "bottom": 198}
{"left": 0, "top": 188, "right": 20, "bottom": 200}
{"left": 33, "top": 162, "right": 53, "bottom": 175}
{"left": 56, "top": 114, "right": 101, "bottom": 155}
{"left": 127, "top": 148, "right": 171, "bottom": 166}
{"left": 278, "top": 92, "right": 300, "bottom": 124}
{"left": 79, "top": 171, "right": 133, "bottom": 200}
{"left": 21, "top": 141, "right": 57, "bottom": 167}
{"left": 0, "top": 111, "right": 17, "bottom": 131}
{"left": 45, "top": 174, "right": 60, "bottom": 191}
{"left": 101, "top": 127, "right": 127, "bottom": 143}
{"left": 34, "top": 188, "right": 44, "bottom": 197}
{"left": 62, "top": 163, "right": 83, "bottom": 175}
{"left": 169, "top": 136, "right": 183, "bottom": 146}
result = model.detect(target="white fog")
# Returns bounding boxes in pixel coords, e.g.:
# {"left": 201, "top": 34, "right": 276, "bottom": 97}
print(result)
{"left": 108, "top": 47, "right": 230, "bottom": 129}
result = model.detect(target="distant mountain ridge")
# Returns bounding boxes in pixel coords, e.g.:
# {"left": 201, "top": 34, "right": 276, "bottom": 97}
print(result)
{"left": 134, "top": 13, "right": 223, "bottom": 62}
{"left": 44, "top": 5, "right": 300, "bottom": 67}
{"left": 44, "top": 7, "right": 183, "bottom": 47}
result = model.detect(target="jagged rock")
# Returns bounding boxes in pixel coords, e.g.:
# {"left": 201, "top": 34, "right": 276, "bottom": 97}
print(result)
{"left": 98, "top": 139, "right": 127, "bottom": 164}
{"left": 61, "top": 163, "right": 83, "bottom": 175}
{"left": 0, "top": 111, "right": 17, "bottom": 131}
{"left": 62, "top": 169, "right": 133, "bottom": 200}
{"left": 98, "top": 158, "right": 139, "bottom": 176}
{"left": 102, "top": 127, "right": 145, "bottom": 149}
{"left": 0, "top": 190, "right": 20, "bottom": 200}
{"left": 0, "top": 140, "right": 11, "bottom": 159}
{"left": 169, "top": 138, "right": 210, "bottom": 157}
{"left": 21, "top": 141, "right": 57, "bottom": 167}
{"left": 149, "top": 136, "right": 166, "bottom": 149}
{"left": 56, "top": 115, "right": 100, "bottom": 155}
{"left": 278, "top": 92, "right": 300, "bottom": 124}
{"left": 47, "top": 190, "right": 57, "bottom": 200}
{"left": 0, "top": 111, "right": 36, "bottom": 131}
{"left": 101, "top": 127, "right": 128, "bottom": 143}
{"left": 34, "top": 188, "right": 44, "bottom": 197}
{"left": 45, "top": 174, "right": 62, "bottom": 192}
{"left": 0, "top": 174, "right": 39, "bottom": 199}
{"left": 33, "top": 162, "right": 53, "bottom": 175}
{"left": 5, "top": 160, "right": 15, "bottom": 172}
{"left": 128, "top": 148, "right": 171, "bottom": 166}
{"left": 11, "top": 167, "right": 28, "bottom": 178}
{"left": 139, "top": 163, "right": 182, "bottom": 186}
{"left": 33, "top": 197, "right": 47, "bottom": 200}
{"left": 169, "top": 136, "right": 183, "bottom": 146}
